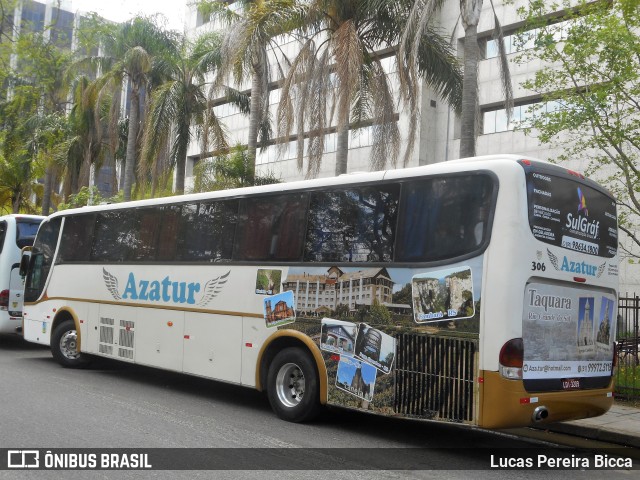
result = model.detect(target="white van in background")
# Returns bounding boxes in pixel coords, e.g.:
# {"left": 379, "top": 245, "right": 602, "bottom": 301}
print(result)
{"left": 0, "top": 215, "right": 44, "bottom": 334}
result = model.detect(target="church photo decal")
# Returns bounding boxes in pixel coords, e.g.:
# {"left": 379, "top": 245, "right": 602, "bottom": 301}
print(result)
{"left": 596, "top": 296, "right": 614, "bottom": 352}
{"left": 576, "top": 297, "right": 596, "bottom": 354}
{"left": 263, "top": 291, "right": 296, "bottom": 328}
{"left": 335, "top": 355, "right": 377, "bottom": 401}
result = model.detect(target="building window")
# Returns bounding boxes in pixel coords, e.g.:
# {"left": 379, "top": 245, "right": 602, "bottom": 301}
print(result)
{"left": 482, "top": 100, "right": 564, "bottom": 134}
{"left": 484, "top": 18, "right": 574, "bottom": 59}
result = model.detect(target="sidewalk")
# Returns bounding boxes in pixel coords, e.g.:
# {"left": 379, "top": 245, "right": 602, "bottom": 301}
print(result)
{"left": 542, "top": 403, "right": 640, "bottom": 448}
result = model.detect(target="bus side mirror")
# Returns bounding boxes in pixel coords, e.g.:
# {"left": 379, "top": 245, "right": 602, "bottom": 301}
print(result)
{"left": 19, "top": 247, "right": 32, "bottom": 278}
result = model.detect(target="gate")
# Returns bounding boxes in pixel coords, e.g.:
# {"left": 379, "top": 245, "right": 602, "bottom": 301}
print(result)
{"left": 616, "top": 294, "right": 640, "bottom": 400}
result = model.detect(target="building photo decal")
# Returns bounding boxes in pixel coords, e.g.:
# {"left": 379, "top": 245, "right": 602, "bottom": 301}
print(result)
{"left": 576, "top": 297, "right": 596, "bottom": 354}
{"left": 596, "top": 296, "right": 614, "bottom": 351}
{"left": 354, "top": 323, "right": 396, "bottom": 374}
{"left": 263, "top": 291, "right": 295, "bottom": 328}
{"left": 335, "top": 355, "right": 377, "bottom": 401}
{"left": 320, "top": 318, "right": 357, "bottom": 355}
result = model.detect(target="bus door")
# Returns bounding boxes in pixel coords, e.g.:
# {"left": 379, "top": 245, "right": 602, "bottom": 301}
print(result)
{"left": 8, "top": 264, "right": 23, "bottom": 319}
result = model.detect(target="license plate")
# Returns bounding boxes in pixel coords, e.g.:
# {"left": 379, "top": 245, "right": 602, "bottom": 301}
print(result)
{"left": 561, "top": 378, "right": 581, "bottom": 390}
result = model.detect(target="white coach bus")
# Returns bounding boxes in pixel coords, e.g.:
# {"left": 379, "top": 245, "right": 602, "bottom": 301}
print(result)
{"left": 21, "top": 155, "right": 618, "bottom": 428}
{"left": 0, "top": 214, "right": 43, "bottom": 334}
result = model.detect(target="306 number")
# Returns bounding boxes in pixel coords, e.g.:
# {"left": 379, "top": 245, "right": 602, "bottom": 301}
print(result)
{"left": 531, "top": 262, "right": 546, "bottom": 271}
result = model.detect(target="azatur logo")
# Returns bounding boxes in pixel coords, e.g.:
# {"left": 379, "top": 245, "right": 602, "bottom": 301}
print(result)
{"left": 547, "top": 249, "right": 605, "bottom": 278}
{"left": 103, "top": 269, "right": 230, "bottom": 306}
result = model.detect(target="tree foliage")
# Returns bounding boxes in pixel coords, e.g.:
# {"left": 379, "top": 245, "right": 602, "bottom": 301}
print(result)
{"left": 517, "top": 0, "right": 640, "bottom": 259}
{"left": 192, "top": 145, "right": 280, "bottom": 192}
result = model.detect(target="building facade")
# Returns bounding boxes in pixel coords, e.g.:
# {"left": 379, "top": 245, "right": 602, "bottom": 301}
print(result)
{"left": 282, "top": 266, "right": 394, "bottom": 316}
{"left": 184, "top": 1, "right": 638, "bottom": 293}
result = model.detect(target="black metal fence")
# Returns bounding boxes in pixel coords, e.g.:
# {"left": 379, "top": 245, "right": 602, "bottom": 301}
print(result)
{"left": 616, "top": 294, "right": 640, "bottom": 400}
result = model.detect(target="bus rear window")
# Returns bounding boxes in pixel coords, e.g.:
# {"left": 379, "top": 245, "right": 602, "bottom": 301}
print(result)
{"left": 526, "top": 171, "right": 617, "bottom": 258}
{"left": 16, "top": 219, "right": 42, "bottom": 249}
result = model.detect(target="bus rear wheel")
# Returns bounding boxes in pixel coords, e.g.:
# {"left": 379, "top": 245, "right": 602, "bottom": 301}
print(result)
{"left": 266, "top": 347, "right": 321, "bottom": 423}
{"left": 51, "top": 319, "right": 88, "bottom": 368}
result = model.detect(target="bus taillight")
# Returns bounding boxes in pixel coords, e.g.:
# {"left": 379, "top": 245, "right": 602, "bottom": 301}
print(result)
{"left": 0, "top": 289, "right": 9, "bottom": 311}
{"left": 499, "top": 338, "right": 523, "bottom": 380}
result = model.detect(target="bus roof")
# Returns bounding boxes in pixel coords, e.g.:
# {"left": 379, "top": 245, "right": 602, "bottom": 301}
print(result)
{"left": 47, "top": 154, "right": 589, "bottom": 218}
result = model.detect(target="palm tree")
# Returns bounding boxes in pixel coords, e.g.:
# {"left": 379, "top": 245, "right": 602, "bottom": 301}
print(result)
{"left": 278, "top": 0, "right": 462, "bottom": 177}
{"left": 61, "top": 75, "right": 111, "bottom": 197}
{"left": 199, "top": 0, "right": 304, "bottom": 182}
{"left": 74, "top": 17, "right": 175, "bottom": 201}
{"left": 402, "top": 0, "right": 512, "bottom": 158}
{"left": 141, "top": 31, "right": 228, "bottom": 196}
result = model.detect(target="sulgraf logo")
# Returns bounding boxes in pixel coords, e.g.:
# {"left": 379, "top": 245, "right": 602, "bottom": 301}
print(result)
{"left": 577, "top": 187, "right": 588, "bottom": 216}
{"left": 565, "top": 187, "right": 599, "bottom": 240}
{"left": 102, "top": 269, "right": 230, "bottom": 306}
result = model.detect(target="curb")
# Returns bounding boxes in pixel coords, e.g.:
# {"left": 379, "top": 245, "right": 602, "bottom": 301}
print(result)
{"left": 541, "top": 422, "right": 640, "bottom": 449}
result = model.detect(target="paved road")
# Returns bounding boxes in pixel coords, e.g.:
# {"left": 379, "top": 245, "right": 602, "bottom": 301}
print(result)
{"left": 0, "top": 335, "right": 636, "bottom": 479}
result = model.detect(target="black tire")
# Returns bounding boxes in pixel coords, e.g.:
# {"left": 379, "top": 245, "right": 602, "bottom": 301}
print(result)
{"left": 266, "top": 347, "right": 321, "bottom": 423}
{"left": 51, "top": 319, "right": 89, "bottom": 368}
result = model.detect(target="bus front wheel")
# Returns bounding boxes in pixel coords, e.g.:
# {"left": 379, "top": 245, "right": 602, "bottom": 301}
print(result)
{"left": 51, "top": 319, "right": 89, "bottom": 368}
{"left": 266, "top": 347, "right": 321, "bottom": 423}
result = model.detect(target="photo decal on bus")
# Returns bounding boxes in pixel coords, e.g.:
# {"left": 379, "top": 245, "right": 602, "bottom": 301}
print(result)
{"left": 354, "top": 323, "right": 396, "bottom": 374}
{"left": 596, "top": 296, "right": 614, "bottom": 353}
{"left": 576, "top": 297, "right": 596, "bottom": 354}
{"left": 320, "top": 318, "right": 396, "bottom": 374}
{"left": 320, "top": 318, "right": 357, "bottom": 356}
{"left": 263, "top": 290, "right": 296, "bottom": 328}
{"left": 335, "top": 355, "right": 377, "bottom": 401}
{"left": 412, "top": 267, "right": 475, "bottom": 323}
{"left": 255, "top": 269, "right": 282, "bottom": 295}
{"left": 523, "top": 282, "right": 615, "bottom": 380}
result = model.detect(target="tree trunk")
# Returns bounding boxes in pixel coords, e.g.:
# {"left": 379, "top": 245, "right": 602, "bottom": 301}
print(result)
{"left": 246, "top": 66, "right": 262, "bottom": 185}
{"left": 174, "top": 134, "right": 188, "bottom": 195}
{"left": 335, "top": 119, "right": 349, "bottom": 176}
{"left": 12, "top": 191, "right": 20, "bottom": 214}
{"left": 459, "top": 0, "right": 482, "bottom": 159}
{"left": 41, "top": 166, "right": 54, "bottom": 215}
{"left": 123, "top": 87, "right": 139, "bottom": 201}
{"left": 459, "top": 23, "right": 479, "bottom": 159}
{"left": 78, "top": 145, "right": 92, "bottom": 189}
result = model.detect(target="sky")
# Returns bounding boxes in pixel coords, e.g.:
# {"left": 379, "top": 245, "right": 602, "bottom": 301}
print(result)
{"left": 70, "top": 0, "right": 188, "bottom": 32}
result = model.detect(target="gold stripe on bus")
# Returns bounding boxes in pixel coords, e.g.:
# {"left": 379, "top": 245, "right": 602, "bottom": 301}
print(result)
{"left": 24, "top": 297, "right": 264, "bottom": 319}
{"left": 256, "top": 329, "right": 328, "bottom": 405}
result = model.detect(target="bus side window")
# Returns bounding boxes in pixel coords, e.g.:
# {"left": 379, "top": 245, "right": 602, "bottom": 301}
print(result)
{"left": 396, "top": 175, "right": 494, "bottom": 262}
{"left": 131, "top": 208, "right": 161, "bottom": 261}
{"left": 58, "top": 214, "right": 95, "bottom": 262}
{"left": 90, "top": 211, "right": 141, "bottom": 262}
{"left": 303, "top": 186, "right": 399, "bottom": 263}
{"left": 176, "top": 200, "right": 238, "bottom": 262}
{"left": 234, "top": 193, "right": 307, "bottom": 262}
{"left": 157, "top": 206, "right": 181, "bottom": 261}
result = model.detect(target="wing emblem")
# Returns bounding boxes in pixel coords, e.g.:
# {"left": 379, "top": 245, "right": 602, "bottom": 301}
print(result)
{"left": 197, "top": 271, "right": 231, "bottom": 306}
{"left": 547, "top": 249, "right": 560, "bottom": 270}
{"left": 103, "top": 268, "right": 122, "bottom": 300}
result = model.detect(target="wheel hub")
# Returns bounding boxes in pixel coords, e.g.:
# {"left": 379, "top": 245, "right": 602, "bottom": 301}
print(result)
{"left": 59, "top": 330, "right": 80, "bottom": 360}
{"left": 275, "top": 362, "right": 305, "bottom": 408}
